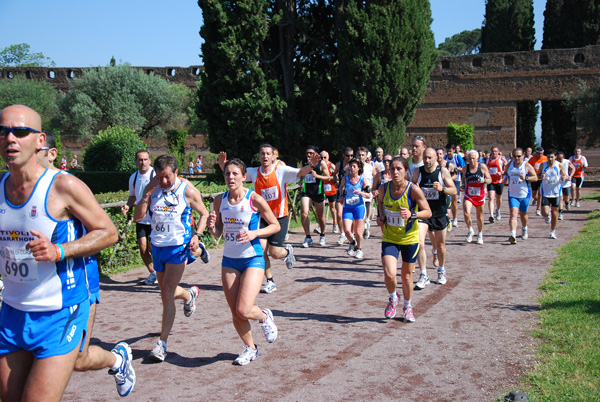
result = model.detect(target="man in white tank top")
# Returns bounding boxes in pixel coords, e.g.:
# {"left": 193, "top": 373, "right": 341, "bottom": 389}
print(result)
{"left": 0, "top": 105, "right": 123, "bottom": 401}
{"left": 134, "top": 154, "right": 210, "bottom": 362}
{"left": 539, "top": 149, "right": 568, "bottom": 239}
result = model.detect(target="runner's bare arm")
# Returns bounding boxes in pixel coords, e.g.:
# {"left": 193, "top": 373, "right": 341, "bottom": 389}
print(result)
{"left": 238, "top": 193, "right": 280, "bottom": 243}
{"left": 433, "top": 167, "right": 457, "bottom": 196}
{"left": 481, "top": 164, "right": 492, "bottom": 185}
{"left": 185, "top": 184, "right": 209, "bottom": 234}
{"left": 28, "top": 174, "right": 118, "bottom": 262}
{"left": 218, "top": 151, "right": 227, "bottom": 171}
{"left": 296, "top": 153, "right": 322, "bottom": 177}
{"left": 207, "top": 195, "right": 223, "bottom": 237}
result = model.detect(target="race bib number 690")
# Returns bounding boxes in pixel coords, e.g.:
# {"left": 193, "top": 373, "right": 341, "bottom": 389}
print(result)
{"left": 0, "top": 246, "right": 38, "bottom": 283}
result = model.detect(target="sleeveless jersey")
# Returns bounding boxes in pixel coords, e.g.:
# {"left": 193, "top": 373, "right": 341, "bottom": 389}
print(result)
{"left": 323, "top": 162, "right": 337, "bottom": 196}
{"left": 0, "top": 169, "right": 89, "bottom": 312}
{"left": 417, "top": 166, "right": 448, "bottom": 218}
{"left": 149, "top": 178, "right": 192, "bottom": 247}
{"left": 220, "top": 189, "right": 263, "bottom": 258}
{"left": 486, "top": 156, "right": 504, "bottom": 184}
{"left": 541, "top": 162, "right": 562, "bottom": 198}
{"left": 569, "top": 155, "right": 587, "bottom": 178}
{"left": 343, "top": 175, "right": 365, "bottom": 208}
{"left": 302, "top": 161, "right": 323, "bottom": 195}
{"left": 507, "top": 161, "right": 531, "bottom": 199}
{"left": 464, "top": 163, "right": 486, "bottom": 204}
{"left": 408, "top": 159, "right": 423, "bottom": 181}
{"left": 445, "top": 154, "right": 465, "bottom": 182}
{"left": 381, "top": 182, "right": 419, "bottom": 245}
{"left": 248, "top": 165, "right": 298, "bottom": 218}
{"left": 561, "top": 159, "right": 572, "bottom": 188}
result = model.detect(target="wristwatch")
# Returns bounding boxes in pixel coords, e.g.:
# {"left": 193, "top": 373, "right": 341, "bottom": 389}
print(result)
{"left": 411, "top": 212, "right": 417, "bottom": 220}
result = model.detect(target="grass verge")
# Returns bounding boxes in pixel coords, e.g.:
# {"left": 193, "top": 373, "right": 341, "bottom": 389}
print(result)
{"left": 518, "top": 193, "right": 600, "bottom": 401}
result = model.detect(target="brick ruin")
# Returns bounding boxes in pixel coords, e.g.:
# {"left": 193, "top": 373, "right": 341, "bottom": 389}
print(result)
{"left": 2, "top": 45, "right": 599, "bottom": 163}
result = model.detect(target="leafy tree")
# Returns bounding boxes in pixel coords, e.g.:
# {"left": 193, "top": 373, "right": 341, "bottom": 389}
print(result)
{"left": 0, "top": 77, "right": 58, "bottom": 129}
{"left": 542, "top": 0, "right": 600, "bottom": 152}
{"left": 481, "top": 0, "right": 537, "bottom": 149}
{"left": 447, "top": 123, "right": 474, "bottom": 152}
{"left": 438, "top": 29, "right": 482, "bottom": 56}
{"left": 58, "top": 65, "right": 192, "bottom": 139}
{"left": 197, "top": 0, "right": 285, "bottom": 164}
{"left": 337, "top": 0, "right": 437, "bottom": 153}
{"left": 197, "top": 0, "right": 436, "bottom": 162}
{"left": 0, "top": 43, "right": 55, "bottom": 67}
{"left": 83, "top": 126, "right": 147, "bottom": 171}
{"left": 166, "top": 129, "right": 188, "bottom": 169}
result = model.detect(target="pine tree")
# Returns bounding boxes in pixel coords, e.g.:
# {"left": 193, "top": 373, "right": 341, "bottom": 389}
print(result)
{"left": 481, "top": 0, "right": 538, "bottom": 149}
{"left": 542, "top": 0, "right": 600, "bottom": 152}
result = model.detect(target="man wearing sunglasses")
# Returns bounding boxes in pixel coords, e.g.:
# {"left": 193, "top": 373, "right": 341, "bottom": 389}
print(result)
{"left": 0, "top": 105, "right": 123, "bottom": 401}
{"left": 503, "top": 148, "right": 539, "bottom": 244}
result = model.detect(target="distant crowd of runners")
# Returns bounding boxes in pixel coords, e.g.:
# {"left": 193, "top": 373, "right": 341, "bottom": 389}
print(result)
{"left": 0, "top": 103, "right": 590, "bottom": 400}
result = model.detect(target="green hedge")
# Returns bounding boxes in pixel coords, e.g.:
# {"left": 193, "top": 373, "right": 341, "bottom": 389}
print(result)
{"left": 447, "top": 122, "right": 474, "bottom": 151}
{"left": 71, "top": 171, "right": 132, "bottom": 193}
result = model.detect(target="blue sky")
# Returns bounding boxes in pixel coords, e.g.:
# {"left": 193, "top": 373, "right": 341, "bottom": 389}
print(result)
{"left": 1, "top": 0, "right": 547, "bottom": 68}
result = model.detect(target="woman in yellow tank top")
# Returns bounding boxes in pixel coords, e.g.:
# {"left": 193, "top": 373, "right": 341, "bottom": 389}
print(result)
{"left": 377, "top": 157, "right": 431, "bottom": 322}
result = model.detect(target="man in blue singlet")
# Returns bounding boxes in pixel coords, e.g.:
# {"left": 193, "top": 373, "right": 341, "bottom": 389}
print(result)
{"left": 0, "top": 105, "right": 129, "bottom": 401}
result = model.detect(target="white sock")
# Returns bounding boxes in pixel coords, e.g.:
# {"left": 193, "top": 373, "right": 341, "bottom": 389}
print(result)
{"left": 523, "top": 226, "right": 528, "bottom": 231}
{"left": 420, "top": 269, "right": 428, "bottom": 276}
{"left": 389, "top": 292, "right": 398, "bottom": 302}
{"left": 432, "top": 249, "right": 437, "bottom": 256}
{"left": 510, "top": 230, "right": 516, "bottom": 237}
{"left": 478, "top": 231, "right": 483, "bottom": 236}
{"left": 111, "top": 353, "right": 123, "bottom": 371}
{"left": 438, "top": 266, "right": 445, "bottom": 273}
{"left": 403, "top": 299, "right": 411, "bottom": 308}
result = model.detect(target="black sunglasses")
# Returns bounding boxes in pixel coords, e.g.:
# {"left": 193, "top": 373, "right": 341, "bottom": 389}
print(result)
{"left": 383, "top": 159, "right": 393, "bottom": 163}
{"left": 0, "top": 125, "right": 41, "bottom": 138}
{"left": 345, "top": 154, "right": 354, "bottom": 157}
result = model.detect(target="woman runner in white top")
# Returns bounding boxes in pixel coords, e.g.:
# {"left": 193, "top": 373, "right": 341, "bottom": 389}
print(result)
{"left": 207, "top": 158, "right": 280, "bottom": 366}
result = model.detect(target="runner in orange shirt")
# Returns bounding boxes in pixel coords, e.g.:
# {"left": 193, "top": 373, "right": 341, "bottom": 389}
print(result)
{"left": 569, "top": 147, "right": 588, "bottom": 207}
{"left": 486, "top": 146, "right": 507, "bottom": 223}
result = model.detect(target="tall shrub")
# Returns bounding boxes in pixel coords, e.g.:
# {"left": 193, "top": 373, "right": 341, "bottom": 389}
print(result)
{"left": 447, "top": 123, "right": 474, "bottom": 151}
{"left": 83, "top": 126, "right": 147, "bottom": 171}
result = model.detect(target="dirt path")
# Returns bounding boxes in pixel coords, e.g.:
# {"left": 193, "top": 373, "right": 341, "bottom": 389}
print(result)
{"left": 63, "top": 188, "right": 599, "bottom": 401}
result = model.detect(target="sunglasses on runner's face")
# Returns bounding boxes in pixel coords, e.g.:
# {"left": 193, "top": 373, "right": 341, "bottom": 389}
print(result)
{"left": 345, "top": 154, "right": 353, "bottom": 158}
{"left": 383, "top": 159, "right": 393, "bottom": 163}
{"left": 513, "top": 154, "right": 523, "bottom": 158}
{"left": 0, "top": 125, "right": 41, "bottom": 138}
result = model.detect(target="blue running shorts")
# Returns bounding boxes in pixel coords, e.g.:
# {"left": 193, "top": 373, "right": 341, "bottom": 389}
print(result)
{"left": 508, "top": 196, "right": 531, "bottom": 213}
{"left": 222, "top": 255, "right": 265, "bottom": 272}
{"left": 151, "top": 244, "right": 190, "bottom": 272}
{"left": 342, "top": 204, "right": 366, "bottom": 221}
{"left": 0, "top": 300, "right": 90, "bottom": 359}
{"left": 381, "top": 242, "right": 420, "bottom": 264}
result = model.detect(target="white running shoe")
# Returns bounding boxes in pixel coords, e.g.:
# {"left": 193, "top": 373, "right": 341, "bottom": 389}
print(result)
{"left": 465, "top": 228, "right": 474, "bottom": 243}
{"left": 109, "top": 342, "right": 136, "bottom": 397}
{"left": 347, "top": 243, "right": 356, "bottom": 257}
{"left": 364, "top": 220, "right": 371, "bottom": 239}
{"left": 197, "top": 240, "right": 210, "bottom": 264}
{"left": 233, "top": 345, "right": 258, "bottom": 366}
{"left": 355, "top": 249, "right": 364, "bottom": 259}
{"left": 333, "top": 225, "right": 340, "bottom": 234}
{"left": 313, "top": 226, "right": 322, "bottom": 235}
{"left": 536, "top": 209, "right": 541, "bottom": 216}
{"left": 558, "top": 212, "right": 564, "bottom": 220}
{"left": 521, "top": 228, "right": 528, "bottom": 240}
{"left": 432, "top": 250, "right": 438, "bottom": 268}
{"left": 532, "top": 199, "right": 537, "bottom": 206}
{"left": 337, "top": 233, "right": 347, "bottom": 245}
{"left": 149, "top": 340, "right": 166, "bottom": 362}
{"left": 545, "top": 216, "right": 551, "bottom": 224}
{"left": 183, "top": 286, "right": 199, "bottom": 317}
{"left": 144, "top": 271, "right": 158, "bottom": 285}
{"left": 260, "top": 280, "right": 277, "bottom": 294}
{"left": 284, "top": 233, "right": 289, "bottom": 241}
{"left": 437, "top": 270, "right": 447, "bottom": 285}
{"left": 302, "top": 237, "right": 313, "bottom": 248}
{"left": 414, "top": 273, "right": 430, "bottom": 290}
{"left": 284, "top": 244, "right": 295, "bottom": 269}
{"left": 550, "top": 231, "right": 557, "bottom": 239}
{"left": 496, "top": 210, "right": 502, "bottom": 221}
{"left": 319, "top": 235, "right": 326, "bottom": 246}
{"left": 576, "top": 201, "right": 581, "bottom": 207}
{"left": 476, "top": 233, "right": 483, "bottom": 244}
{"left": 566, "top": 202, "right": 571, "bottom": 211}
{"left": 259, "top": 309, "right": 277, "bottom": 343}
{"left": 452, "top": 219, "right": 458, "bottom": 228}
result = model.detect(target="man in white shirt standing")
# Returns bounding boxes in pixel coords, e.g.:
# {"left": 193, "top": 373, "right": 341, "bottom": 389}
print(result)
{"left": 121, "top": 150, "right": 157, "bottom": 285}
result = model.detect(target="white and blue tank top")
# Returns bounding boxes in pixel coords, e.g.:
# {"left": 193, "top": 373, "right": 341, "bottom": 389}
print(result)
{"left": 149, "top": 178, "right": 192, "bottom": 247}
{"left": 0, "top": 169, "right": 89, "bottom": 311}
{"left": 220, "top": 189, "right": 263, "bottom": 258}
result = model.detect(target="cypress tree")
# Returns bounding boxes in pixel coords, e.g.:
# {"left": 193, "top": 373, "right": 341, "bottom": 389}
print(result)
{"left": 542, "top": 0, "right": 600, "bottom": 152}
{"left": 481, "top": 0, "right": 538, "bottom": 150}
{"left": 337, "top": 0, "right": 437, "bottom": 152}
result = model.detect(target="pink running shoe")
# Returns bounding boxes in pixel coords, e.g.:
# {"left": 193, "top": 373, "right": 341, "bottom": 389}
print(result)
{"left": 402, "top": 306, "right": 415, "bottom": 323}
{"left": 384, "top": 294, "right": 399, "bottom": 319}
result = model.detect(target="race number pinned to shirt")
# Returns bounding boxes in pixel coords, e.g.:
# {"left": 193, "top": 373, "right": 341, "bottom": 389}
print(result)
{"left": 0, "top": 246, "right": 38, "bottom": 283}
{"left": 261, "top": 186, "right": 279, "bottom": 202}
{"left": 468, "top": 186, "right": 481, "bottom": 196}
{"left": 304, "top": 174, "right": 316, "bottom": 184}
{"left": 422, "top": 187, "right": 439, "bottom": 200}
{"left": 323, "top": 183, "right": 332, "bottom": 192}
{"left": 385, "top": 210, "right": 405, "bottom": 228}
